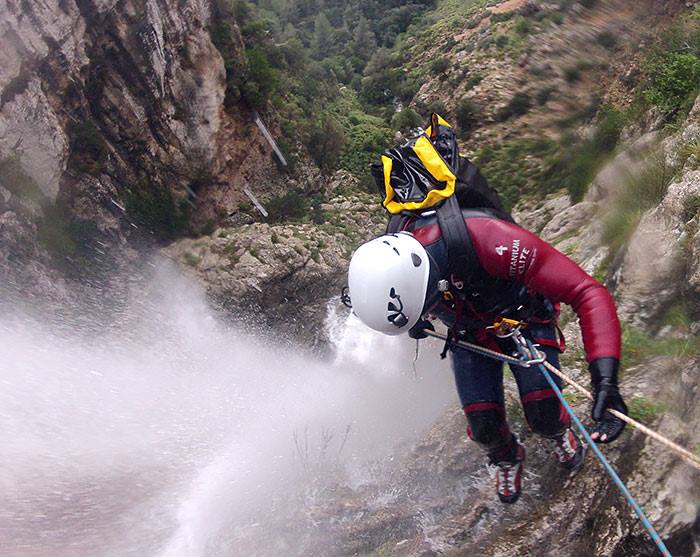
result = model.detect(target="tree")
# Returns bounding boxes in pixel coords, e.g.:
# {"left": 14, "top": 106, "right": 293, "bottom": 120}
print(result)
{"left": 352, "top": 16, "right": 377, "bottom": 61}
{"left": 311, "top": 12, "right": 334, "bottom": 58}
{"left": 306, "top": 116, "right": 346, "bottom": 173}
{"left": 455, "top": 98, "right": 477, "bottom": 132}
{"left": 391, "top": 108, "right": 422, "bottom": 131}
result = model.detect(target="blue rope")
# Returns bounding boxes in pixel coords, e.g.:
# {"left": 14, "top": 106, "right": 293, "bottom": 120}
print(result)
{"left": 518, "top": 337, "right": 672, "bottom": 557}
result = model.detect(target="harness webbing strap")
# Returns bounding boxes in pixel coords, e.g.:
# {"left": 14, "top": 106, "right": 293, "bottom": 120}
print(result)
{"left": 436, "top": 196, "right": 486, "bottom": 284}
{"left": 386, "top": 214, "right": 408, "bottom": 234}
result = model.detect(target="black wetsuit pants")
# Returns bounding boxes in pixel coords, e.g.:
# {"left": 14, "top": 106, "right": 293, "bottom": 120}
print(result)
{"left": 449, "top": 323, "right": 570, "bottom": 463}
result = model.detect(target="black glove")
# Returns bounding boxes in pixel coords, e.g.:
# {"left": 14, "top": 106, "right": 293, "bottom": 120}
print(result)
{"left": 409, "top": 319, "right": 435, "bottom": 340}
{"left": 589, "top": 357, "right": 628, "bottom": 443}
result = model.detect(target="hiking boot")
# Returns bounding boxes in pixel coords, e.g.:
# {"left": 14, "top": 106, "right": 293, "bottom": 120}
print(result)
{"left": 551, "top": 428, "right": 586, "bottom": 472}
{"left": 488, "top": 442, "right": 526, "bottom": 504}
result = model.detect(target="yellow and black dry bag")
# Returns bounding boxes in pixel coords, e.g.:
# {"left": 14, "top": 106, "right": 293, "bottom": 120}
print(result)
{"left": 371, "top": 113, "right": 509, "bottom": 218}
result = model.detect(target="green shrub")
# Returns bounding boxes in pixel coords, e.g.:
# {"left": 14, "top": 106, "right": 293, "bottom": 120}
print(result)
{"left": 621, "top": 322, "right": 700, "bottom": 369}
{"left": 266, "top": 190, "right": 310, "bottom": 222}
{"left": 68, "top": 120, "right": 108, "bottom": 175}
{"left": 662, "top": 300, "right": 695, "bottom": 330}
{"left": 423, "top": 99, "right": 447, "bottom": 116}
{"left": 513, "top": 17, "right": 532, "bottom": 36}
{"left": 596, "top": 30, "right": 618, "bottom": 49}
{"left": 478, "top": 36, "right": 494, "bottom": 50}
{"left": 466, "top": 16, "right": 481, "bottom": 29}
{"left": 455, "top": 98, "right": 477, "bottom": 132}
{"left": 543, "top": 105, "right": 625, "bottom": 201}
{"left": 241, "top": 47, "right": 279, "bottom": 109}
{"left": 326, "top": 91, "right": 392, "bottom": 189}
{"left": 536, "top": 87, "right": 556, "bottom": 105}
{"left": 579, "top": 0, "right": 597, "bottom": 8}
{"left": 306, "top": 116, "right": 346, "bottom": 174}
{"left": 465, "top": 73, "right": 484, "bottom": 90}
{"left": 183, "top": 252, "right": 202, "bottom": 267}
{"left": 431, "top": 57, "right": 450, "bottom": 75}
{"left": 474, "top": 137, "right": 559, "bottom": 209}
{"left": 627, "top": 397, "right": 668, "bottom": 424}
{"left": 564, "top": 66, "right": 582, "bottom": 83}
{"left": 679, "top": 138, "right": 700, "bottom": 169}
{"left": 391, "top": 107, "right": 423, "bottom": 131}
{"left": 593, "top": 105, "right": 626, "bottom": 152}
{"left": 643, "top": 52, "right": 700, "bottom": 116}
{"left": 495, "top": 34, "right": 510, "bottom": 48}
{"left": 553, "top": 12, "right": 565, "bottom": 24}
{"left": 557, "top": 144, "right": 604, "bottom": 202}
{"left": 491, "top": 11, "right": 514, "bottom": 23}
{"left": 682, "top": 194, "right": 700, "bottom": 222}
{"left": 555, "top": 95, "right": 601, "bottom": 129}
{"left": 124, "top": 183, "right": 189, "bottom": 240}
{"left": 497, "top": 91, "right": 532, "bottom": 120}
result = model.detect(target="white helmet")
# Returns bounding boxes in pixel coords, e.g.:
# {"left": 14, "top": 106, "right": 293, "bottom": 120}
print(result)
{"left": 348, "top": 232, "right": 430, "bottom": 335}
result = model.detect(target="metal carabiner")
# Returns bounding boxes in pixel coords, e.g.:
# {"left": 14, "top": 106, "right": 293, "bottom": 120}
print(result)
{"left": 510, "top": 329, "right": 546, "bottom": 367}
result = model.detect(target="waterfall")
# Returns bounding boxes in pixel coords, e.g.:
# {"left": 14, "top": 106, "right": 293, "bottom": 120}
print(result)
{"left": 0, "top": 259, "right": 454, "bottom": 556}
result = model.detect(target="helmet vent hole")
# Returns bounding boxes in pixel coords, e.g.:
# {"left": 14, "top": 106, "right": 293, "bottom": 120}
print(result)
{"left": 411, "top": 253, "right": 422, "bottom": 267}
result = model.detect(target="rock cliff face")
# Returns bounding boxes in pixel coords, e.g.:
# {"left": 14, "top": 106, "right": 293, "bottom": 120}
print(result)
{"left": 1, "top": 0, "right": 225, "bottom": 218}
{"left": 0, "top": 0, "right": 219, "bottom": 298}
{"left": 0, "top": 0, "right": 315, "bottom": 303}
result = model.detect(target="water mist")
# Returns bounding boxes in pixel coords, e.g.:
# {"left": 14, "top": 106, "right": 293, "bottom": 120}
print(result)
{"left": 0, "top": 260, "right": 454, "bottom": 556}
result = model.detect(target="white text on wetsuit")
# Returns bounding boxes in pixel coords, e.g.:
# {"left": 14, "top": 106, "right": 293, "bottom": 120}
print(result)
{"left": 508, "top": 239, "right": 531, "bottom": 279}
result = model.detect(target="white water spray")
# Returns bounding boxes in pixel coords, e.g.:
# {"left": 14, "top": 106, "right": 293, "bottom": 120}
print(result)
{"left": 0, "top": 261, "right": 454, "bottom": 556}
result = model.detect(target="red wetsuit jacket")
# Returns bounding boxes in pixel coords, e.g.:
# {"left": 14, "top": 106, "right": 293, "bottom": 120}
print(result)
{"left": 411, "top": 214, "right": 621, "bottom": 363}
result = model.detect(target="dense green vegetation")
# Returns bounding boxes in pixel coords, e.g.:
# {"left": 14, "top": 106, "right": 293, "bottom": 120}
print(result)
{"left": 210, "top": 0, "right": 437, "bottom": 188}
{"left": 207, "top": 0, "right": 699, "bottom": 214}
{"left": 474, "top": 104, "right": 626, "bottom": 209}
{"left": 637, "top": 7, "right": 700, "bottom": 120}
{"left": 474, "top": 138, "right": 560, "bottom": 210}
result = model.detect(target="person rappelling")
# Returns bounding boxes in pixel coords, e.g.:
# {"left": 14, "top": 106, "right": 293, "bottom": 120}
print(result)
{"left": 344, "top": 114, "right": 629, "bottom": 505}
